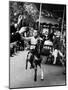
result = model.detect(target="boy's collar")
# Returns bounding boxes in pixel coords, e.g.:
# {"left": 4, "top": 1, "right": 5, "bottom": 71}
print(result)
{"left": 34, "top": 36, "right": 38, "bottom": 38}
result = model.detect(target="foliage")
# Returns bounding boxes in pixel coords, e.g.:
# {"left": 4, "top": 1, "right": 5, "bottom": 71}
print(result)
{"left": 23, "top": 2, "right": 39, "bottom": 21}
{"left": 9, "top": 1, "right": 39, "bottom": 26}
{"left": 9, "top": 1, "right": 24, "bottom": 24}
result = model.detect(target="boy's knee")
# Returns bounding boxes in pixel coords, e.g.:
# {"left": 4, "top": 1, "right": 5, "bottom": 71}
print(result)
{"left": 27, "top": 53, "right": 32, "bottom": 60}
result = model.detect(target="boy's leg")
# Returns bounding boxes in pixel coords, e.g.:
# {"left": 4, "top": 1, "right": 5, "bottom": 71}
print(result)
{"left": 30, "top": 54, "right": 34, "bottom": 69}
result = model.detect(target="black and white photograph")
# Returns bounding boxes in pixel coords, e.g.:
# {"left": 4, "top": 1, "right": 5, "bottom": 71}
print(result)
{"left": 9, "top": 1, "right": 66, "bottom": 89}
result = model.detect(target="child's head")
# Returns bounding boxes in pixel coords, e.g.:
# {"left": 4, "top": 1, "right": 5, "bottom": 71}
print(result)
{"left": 42, "top": 28, "right": 49, "bottom": 36}
{"left": 33, "top": 30, "right": 38, "bottom": 37}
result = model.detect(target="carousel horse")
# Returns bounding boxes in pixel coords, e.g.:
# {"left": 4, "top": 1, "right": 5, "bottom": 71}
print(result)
{"left": 10, "top": 15, "right": 23, "bottom": 55}
{"left": 25, "top": 38, "right": 42, "bottom": 81}
{"left": 26, "top": 37, "right": 54, "bottom": 81}
{"left": 51, "top": 48, "right": 64, "bottom": 65}
{"left": 19, "top": 27, "right": 27, "bottom": 48}
{"left": 40, "top": 39, "right": 53, "bottom": 80}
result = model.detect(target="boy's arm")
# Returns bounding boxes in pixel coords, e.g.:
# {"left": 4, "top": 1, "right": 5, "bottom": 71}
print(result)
{"left": 21, "top": 36, "right": 31, "bottom": 41}
{"left": 37, "top": 37, "right": 43, "bottom": 41}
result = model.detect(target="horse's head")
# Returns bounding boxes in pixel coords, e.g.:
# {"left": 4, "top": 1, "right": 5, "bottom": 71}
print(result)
{"left": 35, "top": 39, "right": 42, "bottom": 54}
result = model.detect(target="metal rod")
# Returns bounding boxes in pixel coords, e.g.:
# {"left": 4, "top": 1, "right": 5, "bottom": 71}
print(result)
{"left": 61, "top": 6, "right": 65, "bottom": 39}
{"left": 39, "top": 3, "right": 42, "bottom": 32}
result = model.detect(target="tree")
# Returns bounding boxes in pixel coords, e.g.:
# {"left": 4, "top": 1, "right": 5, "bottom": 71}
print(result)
{"left": 9, "top": 1, "right": 24, "bottom": 24}
{"left": 23, "top": 2, "right": 39, "bottom": 22}
{"left": 9, "top": 1, "right": 39, "bottom": 27}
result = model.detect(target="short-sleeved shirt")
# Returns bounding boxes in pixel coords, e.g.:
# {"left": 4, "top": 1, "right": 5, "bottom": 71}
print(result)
{"left": 29, "top": 37, "right": 42, "bottom": 49}
{"left": 30, "top": 37, "right": 38, "bottom": 49}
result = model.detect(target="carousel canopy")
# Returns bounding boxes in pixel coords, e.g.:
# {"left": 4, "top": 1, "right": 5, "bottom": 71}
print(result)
{"left": 36, "top": 16, "right": 59, "bottom": 25}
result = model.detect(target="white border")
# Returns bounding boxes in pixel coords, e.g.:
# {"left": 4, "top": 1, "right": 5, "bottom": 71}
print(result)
{"left": 0, "top": 0, "right": 68, "bottom": 90}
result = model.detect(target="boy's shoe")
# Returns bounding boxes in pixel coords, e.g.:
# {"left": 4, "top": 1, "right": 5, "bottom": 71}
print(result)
{"left": 30, "top": 64, "right": 34, "bottom": 69}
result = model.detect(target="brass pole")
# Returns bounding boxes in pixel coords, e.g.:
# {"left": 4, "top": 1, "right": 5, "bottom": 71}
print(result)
{"left": 39, "top": 3, "right": 42, "bottom": 34}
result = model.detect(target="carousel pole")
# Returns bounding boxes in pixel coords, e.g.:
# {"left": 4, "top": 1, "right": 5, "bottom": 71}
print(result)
{"left": 38, "top": 3, "right": 42, "bottom": 34}
{"left": 61, "top": 7, "right": 65, "bottom": 40}
{"left": 60, "top": 6, "right": 65, "bottom": 56}
{"left": 60, "top": 6, "right": 66, "bottom": 73}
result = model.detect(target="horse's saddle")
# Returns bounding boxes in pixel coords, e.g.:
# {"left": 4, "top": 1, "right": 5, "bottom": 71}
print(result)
{"left": 41, "top": 40, "right": 53, "bottom": 56}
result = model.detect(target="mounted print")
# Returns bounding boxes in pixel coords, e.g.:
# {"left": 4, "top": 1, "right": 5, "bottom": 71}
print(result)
{"left": 9, "top": 1, "right": 66, "bottom": 89}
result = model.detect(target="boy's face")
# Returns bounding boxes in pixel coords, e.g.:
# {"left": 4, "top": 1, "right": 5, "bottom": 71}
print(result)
{"left": 42, "top": 28, "right": 49, "bottom": 36}
{"left": 33, "top": 30, "right": 37, "bottom": 37}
